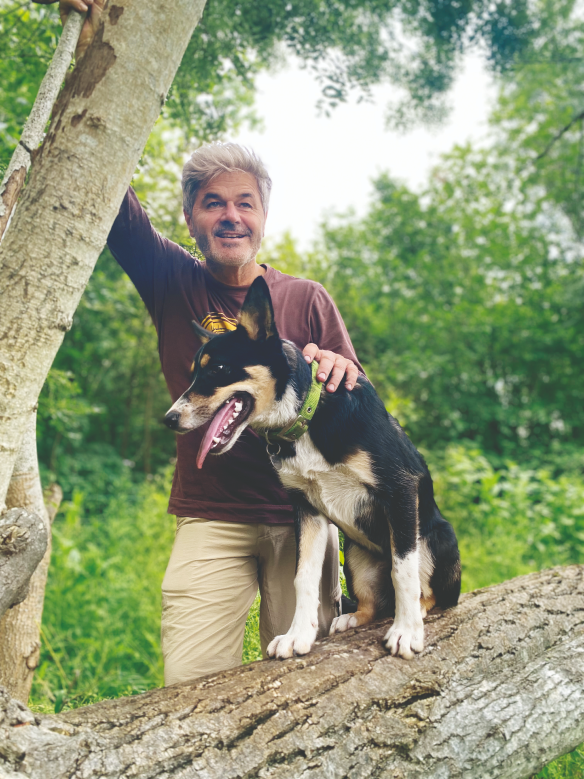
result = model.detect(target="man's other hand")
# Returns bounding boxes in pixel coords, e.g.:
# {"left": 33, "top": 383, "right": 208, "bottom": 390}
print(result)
{"left": 59, "top": 0, "right": 105, "bottom": 58}
{"left": 302, "top": 345, "right": 358, "bottom": 393}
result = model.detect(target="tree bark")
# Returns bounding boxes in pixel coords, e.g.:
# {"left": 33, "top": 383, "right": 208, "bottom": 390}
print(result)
{"left": 0, "top": 0, "right": 207, "bottom": 511}
{"left": 0, "top": 9, "right": 85, "bottom": 242}
{"left": 0, "top": 414, "right": 62, "bottom": 703}
{"left": 0, "top": 565, "right": 583, "bottom": 779}
{"left": 0, "top": 510, "right": 47, "bottom": 620}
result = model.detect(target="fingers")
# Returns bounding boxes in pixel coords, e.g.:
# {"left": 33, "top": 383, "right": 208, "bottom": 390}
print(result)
{"left": 59, "top": 0, "right": 91, "bottom": 20}
{"left": 303, "top": 345, "right": 357, "bottom": 393}
{"left": 59, "top": 0, "right": 104, "bottom": 59}
{"left": 302, "top": 343, "right": 319, "bottom": 364}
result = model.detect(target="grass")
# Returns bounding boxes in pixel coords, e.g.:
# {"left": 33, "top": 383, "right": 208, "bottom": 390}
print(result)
{"left": 28, "top": 450, "right": 584, "bottom": 775}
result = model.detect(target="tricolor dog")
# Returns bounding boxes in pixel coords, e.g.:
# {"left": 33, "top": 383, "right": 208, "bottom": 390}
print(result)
{"left": 164, "top": 277, "right": 461, "bottom": 660}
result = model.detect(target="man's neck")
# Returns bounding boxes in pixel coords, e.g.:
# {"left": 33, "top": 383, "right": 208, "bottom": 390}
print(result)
{"left": 204, "top": 259, "right": 266, "bottom": 287}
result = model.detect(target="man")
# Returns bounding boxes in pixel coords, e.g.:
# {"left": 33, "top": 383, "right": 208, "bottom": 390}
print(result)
{"left": 35, "top": 0, "right": 362, "bottom": 684}
{"left": 108, "top": 143, "right": 362, "bottom": 684}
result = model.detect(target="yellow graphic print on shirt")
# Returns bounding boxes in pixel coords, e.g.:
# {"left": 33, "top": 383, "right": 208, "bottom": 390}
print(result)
{"left": 201, "top": 312, "right": 238, "bottom": 334}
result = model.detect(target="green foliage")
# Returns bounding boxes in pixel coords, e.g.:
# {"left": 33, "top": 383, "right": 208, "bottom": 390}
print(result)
{"left": 0, "top": 0, "right": 552, "bottom": 178}
{"left": 533, "top": 746, "right": 584, "bottom": 779}
{"left": 31, "top": 472, "right": 173, "bottom": 710}
{"left": 265, "top": 148, "right": 584, "bottom": 463}
{"left": 0, "top": 2, "right": 61, "bottom": 172}
{"left": 429, "top": 445, "right": 584, "bottom": 591}
{"left": 29, "top": 469, "right": 262, "bottom": 712}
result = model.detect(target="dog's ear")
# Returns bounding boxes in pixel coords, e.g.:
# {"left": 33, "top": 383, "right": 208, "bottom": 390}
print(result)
{"left": 191, "top": 319, "right": 215, "bottom": 344}
{"left": 239, "top": 277, "right": 279, "bottom": 342}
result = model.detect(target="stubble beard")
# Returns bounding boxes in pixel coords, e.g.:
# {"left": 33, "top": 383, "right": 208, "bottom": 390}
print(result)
{"left": 195, "top": 230, "right": 262, "bottom": 269}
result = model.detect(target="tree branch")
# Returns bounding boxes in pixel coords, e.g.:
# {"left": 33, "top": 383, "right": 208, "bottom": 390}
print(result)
{"left": 535, "top": 109, "right": 584, "bottom": 162}
{"left": 0, "top": 9, "right": 85, "bottom": 241}
{"left": 0, "top": 509, "right": 48, "bottom": 618}
{"left": 1, "top": 565, "right": 583, "bottom": 778}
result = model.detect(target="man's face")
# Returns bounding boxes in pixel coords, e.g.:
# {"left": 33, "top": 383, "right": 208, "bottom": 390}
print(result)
{"left": 184, "top": 171, "right": 266, "bottom": 268}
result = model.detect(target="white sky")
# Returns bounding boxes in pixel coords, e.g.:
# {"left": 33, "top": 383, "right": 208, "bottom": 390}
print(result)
{"left": 234, "top": 54, "right": 496, "bottom": 249}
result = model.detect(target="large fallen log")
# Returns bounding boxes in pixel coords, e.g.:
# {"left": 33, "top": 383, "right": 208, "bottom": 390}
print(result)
{"left": 1, "top": 565, "right": 583, "bottom": 779}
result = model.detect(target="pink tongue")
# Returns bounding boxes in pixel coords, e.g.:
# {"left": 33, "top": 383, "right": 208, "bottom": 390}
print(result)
{"left": 196, "top": 398, "right": 239, "bottom": 469}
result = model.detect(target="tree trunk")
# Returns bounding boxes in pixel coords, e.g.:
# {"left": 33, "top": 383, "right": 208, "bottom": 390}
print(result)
{"left": 0, "top": 565, "right": 583, "bottom": 779}
{"left": 0, "top": 414, "right": 62, "bottom": 703}
{"left": 0, "top": 0, "right": 207, "bottom": 511}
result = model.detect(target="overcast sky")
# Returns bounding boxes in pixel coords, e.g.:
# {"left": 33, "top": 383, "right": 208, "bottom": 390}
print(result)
{"left": 234, "top": 54, "right": 496, "bottom": 249}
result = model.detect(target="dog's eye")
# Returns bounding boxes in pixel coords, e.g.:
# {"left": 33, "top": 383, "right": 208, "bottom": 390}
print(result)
{"left": 208, "top": 364, "right": 229, "bottom": 375}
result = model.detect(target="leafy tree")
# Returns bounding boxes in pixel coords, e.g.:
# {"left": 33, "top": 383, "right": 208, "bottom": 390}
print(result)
{"left": 491, "top": 0, "right": 584, "bottom": 238}
{"left": 1, "top": 0, "right": 555, "bottom": 173}
{"left": 265, "top": 143, "right": 584, "bottom": 462}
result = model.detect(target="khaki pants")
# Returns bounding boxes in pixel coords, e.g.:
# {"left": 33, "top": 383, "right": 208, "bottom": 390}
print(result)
{"left": 161, "top": 518, "right": 341, "bottom": 686}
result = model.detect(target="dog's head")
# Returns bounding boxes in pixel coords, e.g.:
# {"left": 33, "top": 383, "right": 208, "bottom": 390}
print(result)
{"left": 164, "top": 276, "right": 289, "bottom": 468}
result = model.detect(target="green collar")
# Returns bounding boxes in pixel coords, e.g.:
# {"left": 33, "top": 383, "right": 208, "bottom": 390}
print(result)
{"left": 264, "top": 360, "right": 322, "bottom": 444}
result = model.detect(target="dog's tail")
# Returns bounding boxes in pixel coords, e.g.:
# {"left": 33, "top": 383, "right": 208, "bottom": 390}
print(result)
{"left": 426, "top": 508, "right": 461, "bottom": 610}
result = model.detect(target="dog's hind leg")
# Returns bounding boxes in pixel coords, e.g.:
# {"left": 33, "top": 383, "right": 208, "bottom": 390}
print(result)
{"left": 384, "top": 484, "right": 425, "bottom": 659}
{"left": 267, "top": 505, "right": 329, "bottom": 660}
{"left": 330, "top": 541, "right": 393, "bottom": 635}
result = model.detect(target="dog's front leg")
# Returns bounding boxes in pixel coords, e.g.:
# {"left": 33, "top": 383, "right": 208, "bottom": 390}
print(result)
{"left": 267, "top": 511, "right": 328, "bottom": 660}
{"left": 384, "top": 489, "right": 425, "bottom": 660}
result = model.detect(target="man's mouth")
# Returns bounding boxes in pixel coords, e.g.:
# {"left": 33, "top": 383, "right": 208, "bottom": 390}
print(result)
{"left": 215, "top": 229, "right": 251, "bottom": 239}
{"left": 196, "top": 393, "right": 254, "bottom": 468}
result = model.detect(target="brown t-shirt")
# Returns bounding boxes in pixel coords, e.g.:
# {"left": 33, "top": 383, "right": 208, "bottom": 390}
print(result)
{"left": 108, "top": 188, "right": 363, "bottom": 523}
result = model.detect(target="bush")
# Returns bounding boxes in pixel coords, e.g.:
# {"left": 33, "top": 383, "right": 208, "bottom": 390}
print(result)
{"left": 429, "top": 445, "right": 584, "bottom": 592}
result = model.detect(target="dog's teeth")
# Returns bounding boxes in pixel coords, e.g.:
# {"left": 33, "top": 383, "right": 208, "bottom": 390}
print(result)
{"left": 234, "top": 401, "right": 243, "bottom": 411}
{"left": 223, "top": 425, "right": 229, "bottom": 430}
{"left": 213, "top": 436, "right": 221, "bottom": 443}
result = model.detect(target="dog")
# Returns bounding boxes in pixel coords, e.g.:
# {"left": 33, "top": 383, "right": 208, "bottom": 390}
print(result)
{"left": 164, "top": 277, "right": 461, "bottom": 660}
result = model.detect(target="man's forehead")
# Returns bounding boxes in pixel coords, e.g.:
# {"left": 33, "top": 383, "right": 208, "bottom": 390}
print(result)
{"left": 197, "top": 171, "right": 260, "bottom": 201}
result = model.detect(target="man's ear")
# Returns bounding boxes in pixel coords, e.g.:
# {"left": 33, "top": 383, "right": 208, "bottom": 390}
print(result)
{"left": 191, "top": 319, "right": 215, "bottom": 344}
{"left": 184, "top": 209, "right": 195, "bottom": 238}
{"left": 239, "top": 277, "right": 279, "bottom": 342}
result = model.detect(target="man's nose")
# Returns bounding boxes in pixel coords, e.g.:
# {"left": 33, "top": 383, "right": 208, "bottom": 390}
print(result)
{"left": 223, "top": 201, "right": 240, "bottom": 223}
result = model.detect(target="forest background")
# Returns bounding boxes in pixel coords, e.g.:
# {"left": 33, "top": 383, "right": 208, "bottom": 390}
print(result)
{"left": 1, "top": 0, "right": 583, "bottom": 775}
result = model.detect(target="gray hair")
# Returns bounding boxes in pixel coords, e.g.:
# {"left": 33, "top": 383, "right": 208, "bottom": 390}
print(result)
{"left": 182, "top": 142, "right": 272, "bottom": 216}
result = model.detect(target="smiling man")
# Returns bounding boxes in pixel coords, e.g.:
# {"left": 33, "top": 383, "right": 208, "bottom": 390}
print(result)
{"left": 107, "top": 143, "right": 362, "bottom": 684}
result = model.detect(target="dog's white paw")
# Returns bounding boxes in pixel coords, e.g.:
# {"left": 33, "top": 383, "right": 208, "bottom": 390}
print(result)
{"left": 383, "top": 619, "right": 424, "bottom": 660}
{"left": 267, "top": 627, "right": 316, "bottom": 659}
{"left": 329, "top": 613, "right": 359, "bottom": 634}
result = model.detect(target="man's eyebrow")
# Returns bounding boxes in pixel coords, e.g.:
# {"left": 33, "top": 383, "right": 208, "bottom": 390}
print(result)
{"left": 201, "top": 191, "right": 257, "bottom": 201}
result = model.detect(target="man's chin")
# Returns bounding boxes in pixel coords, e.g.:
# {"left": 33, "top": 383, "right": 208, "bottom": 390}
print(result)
{"left": 205, "top": 247, "right": 259, "bottom": 267}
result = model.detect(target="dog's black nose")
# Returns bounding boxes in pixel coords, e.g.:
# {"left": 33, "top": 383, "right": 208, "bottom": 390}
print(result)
{"left": 164, "top": 410, "right": 180, "bottom": 430}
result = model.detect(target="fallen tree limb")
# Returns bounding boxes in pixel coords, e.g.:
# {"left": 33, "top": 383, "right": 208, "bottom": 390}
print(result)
{"left": 1, "top": 565, "right": 583, "bottom": 778}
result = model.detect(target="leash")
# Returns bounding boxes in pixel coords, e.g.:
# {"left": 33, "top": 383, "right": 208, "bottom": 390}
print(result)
{"left": 263, "top": 360, "right": 322, "bottom": 469}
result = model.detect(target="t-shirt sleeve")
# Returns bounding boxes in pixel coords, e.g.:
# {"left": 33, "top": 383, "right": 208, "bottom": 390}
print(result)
{"left": 107, "top": 187, "right": 174, "bottom": 318}
{"left": 308, "top": 285, "right": 365, "bottom": 375}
